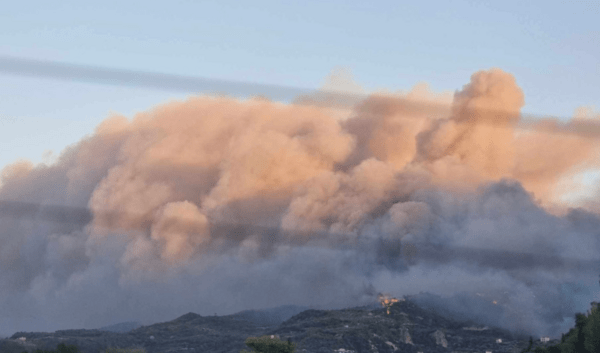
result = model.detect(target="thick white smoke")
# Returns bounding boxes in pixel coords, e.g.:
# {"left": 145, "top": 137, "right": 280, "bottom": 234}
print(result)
{"left": 1, "top": 68, "right": 599, "bottom": 337}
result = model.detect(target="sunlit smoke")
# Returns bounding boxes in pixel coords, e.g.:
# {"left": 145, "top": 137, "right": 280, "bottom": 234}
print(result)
{"left": 1, "top": 68, "right": 599, "bottom": 338}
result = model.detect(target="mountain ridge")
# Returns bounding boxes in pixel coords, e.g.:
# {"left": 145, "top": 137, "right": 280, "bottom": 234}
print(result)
{"left": 0, "top": 300, "right": 555, "bottom": 353}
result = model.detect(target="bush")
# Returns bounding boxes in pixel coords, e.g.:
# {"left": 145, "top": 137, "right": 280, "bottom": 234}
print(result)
{"left": 105, "top": 348, "right": 146, "bottom": 353}
{"left": 241, "top": 336, "right": 295, "bottom": 353}
{"left": 31, "top": 343, "right": 80, "bottom": 353}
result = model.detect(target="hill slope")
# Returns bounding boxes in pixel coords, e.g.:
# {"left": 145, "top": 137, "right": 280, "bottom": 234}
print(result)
{"left": 1, "top": 301, "right": 551, "bottom": 353}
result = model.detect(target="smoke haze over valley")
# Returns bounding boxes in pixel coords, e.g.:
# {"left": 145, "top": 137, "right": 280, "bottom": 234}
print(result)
{"left": 1, "top": 67, "right": 600, "bottom": 339}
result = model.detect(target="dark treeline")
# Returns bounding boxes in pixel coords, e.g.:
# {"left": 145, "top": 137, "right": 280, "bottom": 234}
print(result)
{"left": 525, "top": 302, "right": 600, "bottom": 353}
{"left": 23, "top": 343, "right": 79, "bottom": 353}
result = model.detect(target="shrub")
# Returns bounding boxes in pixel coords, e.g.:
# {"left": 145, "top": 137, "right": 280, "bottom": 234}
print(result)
{"left": 241, "top": 336, "right": 295, "bottom": 353}
{"left": 31, "top": 343, "right": 80, "bottom": 353}
{"left": 105, "top": 348, "right": 146, "bottom": 353}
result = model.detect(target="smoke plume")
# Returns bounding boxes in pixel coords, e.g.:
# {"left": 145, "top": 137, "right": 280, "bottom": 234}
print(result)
{"left": 1, "top": 68, "right": 599, "bottom": 337}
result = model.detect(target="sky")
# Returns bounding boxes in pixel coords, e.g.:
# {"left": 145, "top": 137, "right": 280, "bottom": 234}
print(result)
{"left": 1, "top": 1, "right": 600, "bottom": 338}
{"left": 0, "top": 0, "right": 598, "bottom": 168}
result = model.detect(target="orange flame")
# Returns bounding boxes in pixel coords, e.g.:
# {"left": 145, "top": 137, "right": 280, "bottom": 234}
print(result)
{"left": 378, "top": 293, "right": 401, "bottom": 314}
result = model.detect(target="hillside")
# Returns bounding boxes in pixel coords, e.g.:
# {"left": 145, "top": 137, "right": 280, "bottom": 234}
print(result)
{"left": 0, "top": 300, "right": 554, "bottom": 353}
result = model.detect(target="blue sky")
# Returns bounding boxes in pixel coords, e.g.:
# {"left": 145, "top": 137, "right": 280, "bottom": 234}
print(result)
{"left": 0, "top": 0, "right": 598, "bottom": 168}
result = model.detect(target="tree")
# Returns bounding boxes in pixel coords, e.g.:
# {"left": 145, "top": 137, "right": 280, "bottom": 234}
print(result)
{"left": 532, "top": 302, "right": 600, "bottom": 353}
{"left": 105, "top": 348, "right": 146, "bottom": 353}
{"left": 532, "top": 278, "right": 600, "bottom": 353}
{"left": 31, "top": 343, "right": 80, "bottom": 353}
{"left": 521, "top": 336, "right": 533, "bottom": 352}
{"left": 241, "top": 336, "right": 295, "bottom": 353}
{"left": 584, "top": 303, "right": 600, "bottom": 353}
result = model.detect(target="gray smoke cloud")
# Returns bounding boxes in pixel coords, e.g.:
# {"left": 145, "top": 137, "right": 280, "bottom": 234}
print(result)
{"left": 1, "top": 68, "right": 599, "bottom": 338}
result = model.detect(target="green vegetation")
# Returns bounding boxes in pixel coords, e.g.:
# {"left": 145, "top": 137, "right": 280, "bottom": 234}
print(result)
{"left": 104, "top": 348, "right": 146, "bottom": 353}
{"left": 24, "top": 343, "right": 80, "bottom": 353}
{"left": 17, "top": 344, "right": 146, "bottom": 353}
{"left": 241, "top": 336, "right": 295, "bottom": 353}
{"left": 525, "top": 336, "right": 533, "bottom": 352}
{"left": 524, "top": 302, "right": 600, "bottom": 353}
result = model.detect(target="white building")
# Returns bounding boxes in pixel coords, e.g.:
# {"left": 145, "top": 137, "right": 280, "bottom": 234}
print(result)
{"left": 540, "top": 337, "right": 550, "bottom": 343}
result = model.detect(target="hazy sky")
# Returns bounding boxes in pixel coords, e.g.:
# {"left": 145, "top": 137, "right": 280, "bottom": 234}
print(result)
{"left": 0, "top": 0, "right": 598, "bottom": 168}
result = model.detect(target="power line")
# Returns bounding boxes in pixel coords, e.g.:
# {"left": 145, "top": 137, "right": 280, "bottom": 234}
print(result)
{"left": 0, "top": 55, "right": 361, "bottom": 107}
{"left": 1, "top": 57, "right": 600, "bottom": 270}
{"left": 0, "top": 199, "right": 598, "bottom": 272}
{"left": 2, "top": 56, "right": 599, "bottom": 140}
